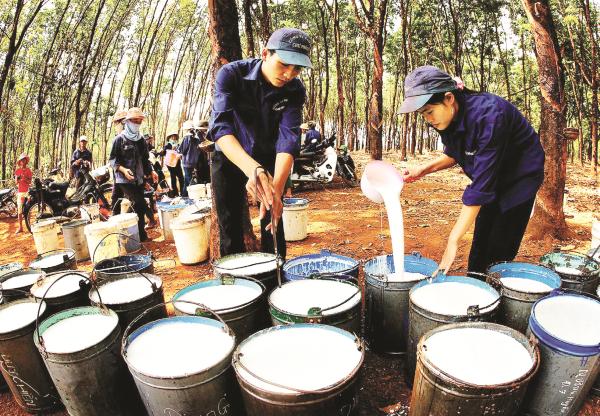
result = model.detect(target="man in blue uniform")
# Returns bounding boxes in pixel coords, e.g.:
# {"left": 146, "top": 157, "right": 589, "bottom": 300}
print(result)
{"left": 209, "top": 28, "right": 311, "bottom": 258}
{"left": 301, "top": 121, "right": 321, "bottom": 151}
{"left": 70, "top": 135, "right": 93, "bottom": 189}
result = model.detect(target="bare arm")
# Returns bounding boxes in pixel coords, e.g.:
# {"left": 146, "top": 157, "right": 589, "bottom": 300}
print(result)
{"left": 437, "top": 204, "right": 481, "bottom": 273}
{"left": 403, "top": 154, "right": 456, "bottom": 182}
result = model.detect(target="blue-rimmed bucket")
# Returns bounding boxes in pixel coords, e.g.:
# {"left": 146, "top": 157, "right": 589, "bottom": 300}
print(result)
{"left": 539, "top": 251, "right": 599, "bottom": 294}
{"left": 282, "top": 198, "right": 309, "bottom": 241}
{"left": 486, "top": 261, "right": 562, "bottom": 334}
{"left": 213, "top": 252, "right": 278, "bottom": 293}
{"left": 157, "top": 198, "right": 195, "bottom": 242}
{"left": 406, "top": 275, "right": 500, "bottom": 384}
{"left": 282, "top": 249, "right": 359, "bottom": 282}
{"left": 173, "top": 276, "right": 268, "bottom": 343}
{"left": 524, "top": 290, "right": 600, "bottom": 415}
{"left": 364, "top": 253, "right": 437, "bottom": 354}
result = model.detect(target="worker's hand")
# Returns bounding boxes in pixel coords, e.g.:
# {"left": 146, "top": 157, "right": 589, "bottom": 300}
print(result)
{"left": 121, "top": 167, "right": 135, "bottom": 181}
{"left": 436, "top": 239, "right": 459, "bottom": 276}
{"left": 246, "top": 167, "right": 274, "bottom": 209}
{"left": 264, "top": 195, "right": 283, "bottom": 234}
{"left": 402, "top": 166, "right": 425, "bottom": 183}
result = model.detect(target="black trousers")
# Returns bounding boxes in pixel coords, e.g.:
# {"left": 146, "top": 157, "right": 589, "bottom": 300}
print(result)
{"left": 117, "top": 183, "right": 150, "bottom": 241}
{"left": 167, "top": 163, "right": 186, "bottom": 197}
{"left": 211, "top": 151, "right": 285, "bottom": 258}
{"left": 111, "top": 183, "right": 124, "bottom": 215}
{"left": 468, "top": 197, "right": 536, "bottom": 274}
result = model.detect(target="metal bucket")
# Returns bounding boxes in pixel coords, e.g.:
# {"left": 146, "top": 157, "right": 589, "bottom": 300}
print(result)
{"left": 485, "top": 262, "right": 562, "bottom": 334}
{"left": 593, "top": 284, "right": 600, "bottom": 397}
{"left": 173, "top": 276, "right": 268, "bottom": 344}
{"left": 406, "top": 275, "right": 500, "bottom": 384}
{"left": 0, "top": 269, "right": 45, "bottom": 303}
{"left": 122, "top": 302, "right": 243, "bottom": 416}
{"left": 88, "top": 273, "right": 166, "bottom": 334}
{"left": 282, "top": 249, "right": 359, "bottom": 281}
{"left": 0, "top": 262, "right": 23, "bottom": 278}
{"left": 268, "top": 277, "right": 361, "bottom": 333}
{"left": 94, "top": 255, "right": 154, "bottom": 282}
{"left": 364, "top": 253, "right": 438, "bottom": 354}
{"left": 0, "top": 298, "right": 61, "bottom": 413}
{"left": 213, "top": 252, "right": 278, "bottom": 293}
{"left": 30, "top": 270, "right": 90, "bottom": 316}
{"left": 35, "top": 305, "right": 144, "bottom": 415}
{"left": 157, "top": 199, "right": 195, "bottom": 242}
{"left": 539, "top": 251, "right": 600, "bottom": 294}
{"left": 232, "top": 324, "right": 364, "bottom": 415}
{"left": 524, "top": 290, "right": 600, "bottom": 415}
{"left": 410, "top": 322, "right": 540, "bottom": 416}
{"left": 62, "top": 219, "right": 90, "bottom": 261}
{"left": 29, "top": 248, "right": 76, "bottom": 273}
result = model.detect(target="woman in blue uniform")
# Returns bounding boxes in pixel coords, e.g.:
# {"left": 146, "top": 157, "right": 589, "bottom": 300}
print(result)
{"left": 400, "top": 66, "right": 545, "bottom": 275}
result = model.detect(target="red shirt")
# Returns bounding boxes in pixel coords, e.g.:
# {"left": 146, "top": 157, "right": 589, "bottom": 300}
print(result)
{"left": 15, "top": 167, "right": 32, "bottom": 193}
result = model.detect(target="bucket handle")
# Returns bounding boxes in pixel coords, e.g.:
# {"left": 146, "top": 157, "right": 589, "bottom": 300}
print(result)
{"left": 91, "top": 256, "right": 159, "bottom": 293}
{"left": 310, "top": 273, "right": 359, "bottom": 286}
{"left": 34, "top": 271, "right": 104, "bottom": 358}
{"left": 210, "top": 257, "right": 276, "bottom": 272}
{"left": 121, "top": 300, "right": 234, "bottom": 356}
{"left": 111, "top": 197, "right": 130, "bottom": 216}
{"left": 548, "top": 248, "right": 599, "bottom": 268}
{"left": 92, "top": 232, "right": 151, "bottom": 264}
{"left": 232, "top": 335, "right": 364, "bottom": 395}
{"left": 32, "top": 248, "right": 75, "bottom": 266}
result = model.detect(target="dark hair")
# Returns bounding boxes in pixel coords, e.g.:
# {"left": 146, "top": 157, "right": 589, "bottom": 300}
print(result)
{"left": 426, "top": 87, "right": 476, "bottom": 106}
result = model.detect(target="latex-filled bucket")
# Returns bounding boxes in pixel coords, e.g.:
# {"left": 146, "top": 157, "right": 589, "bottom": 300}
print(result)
{"left": 29, "top": 249, "right": 76, "bottom": 274}
{"left": 282, "top": 198, "right": 309, "bottom": 241}
{"left": 62, "top": 219, "right": 90, "bottom": 261}
{"left": 31, "top": 220, "right": 59, "bottom": 255}
{"left": 0, "top": 269, "right": 45, "bottom": 303}
{"left": 524, "top": 291, "right": 600, "bottom": 415}
{"left": 282, "top": 249, "right": 359, "bottom": 282}
{"left": 268, "top": 278, "right": 361, "bottom": 334}
{"left": 35, "top": 306, "right": 143, "bottom": 416}
{"left": 157, "top": 199, "right": 195, "bottom": 242}
{"left": 232, "top": 324, "right": 364, "bottom": 415}
{"left": 187, "top": 183, "right": 206, "bottom": 200}
{"left": 30, "top": 270, "right": 90, "bottom": 316}
{"left": 122, "top": 307, "right": 243, "bottom": 416}
{"left": 539, "top": 251, "right": 599, "bottom": 294}
{"left": 214, "top": 252, "right": 278, "bottom": 293}
{"left": 173, "top": 276, "right": 267, "bottom": 344}
{"left": 89, "top": 274, "right": 166, "bottom": 334}
{"left": 407, "top": 275, "right": 500, "bottom": 384}
{"left": 410, "top": 322, "right": 540, "bottom": 416}
{"left": 84, "top": 222, "right": 121, "bottom": 263}
{"left": 0, "top": 299, "right": 61, "bottom": 413}
{"left": 594, "top": 284, "right": 600, "bottom": 397}
{"left": 486, "top": 261, "right": 562, "bottom": 334}
{"left": 364, "top": 253, "right": 438, "bottom": 354}
{"left": 171, "top": 213, "right": 210, "bottom": 264}
{"left": 109, "top": 213, "right": 141, "bottom": 253}
{"left": 94, "top": 255, "right": 154, "bottom": 282}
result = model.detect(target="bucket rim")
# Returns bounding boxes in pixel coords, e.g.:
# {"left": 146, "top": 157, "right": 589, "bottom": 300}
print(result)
{"left": 529, "top": 291, "right": 600, "bottom": 355}
{"left": 363, "top": 253, "right": 438, "bottom": 282}
{"left": 95, "top": 254, "right": 153, "bottom": 274}
{"left": 61, "top": 219, "right": 90, "bottom": 229}
{"left": 487, "top": 261, "right": 562, "bottom": 294}
{"left": 36, "top": 306, "right": 119, "bottom": 355}
{"left": 30, "top": 270, "right": 89, "bottom": 299}
{"left": 0, "top": 268, "right": 46, "bottom": 289}
{"left": 539, "top": 251, "right": 600, "bottom": 278}
{"left": 232, "top": 323, "right": 364, "bottom": 396}
{"left": 417, "top": 321, "right": 540, "bottom": 389}
{"left": 88, "top": 273, "right": 163, "bottom": 305}
{"left": 213, "top": 252, "right": 277, "bottom": 275}
{"left": 172, "top": 276, "right": 265, "bottom": 315}
{"left": 0, "top": 298, "right": 47, "bottom": 335}
{"left": 122, "top": 315, "right": 235, "bottom": 379}
{"left": 29, "top": 248, "right": 76, "bottom": 268}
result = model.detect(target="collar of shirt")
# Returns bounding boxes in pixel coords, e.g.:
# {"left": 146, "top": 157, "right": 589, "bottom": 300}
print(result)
{"left": 242, "top": 59, "right": 303, "bottom": 97}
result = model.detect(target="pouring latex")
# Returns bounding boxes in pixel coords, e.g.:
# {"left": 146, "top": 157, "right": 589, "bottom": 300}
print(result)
{"left": 361, "top": 160, "right": 405, "bottom": 278}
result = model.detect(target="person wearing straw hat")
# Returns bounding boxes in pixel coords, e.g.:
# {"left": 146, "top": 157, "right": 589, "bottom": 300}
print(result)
{"left": 14, "top": 153, "right": 32, "bottom": 234}
{"left": 399, "top": 66, "right": 545, "bottom": 276}
{"left": 162, "top": 129, "right": 186, "bottom": 197}
{"left": 110, "top": 109, "right": 127, "bottom": 215}
{"left": 109, "top": 107, "right": 157, "bottom": 241}
{"left": 70, "top": 135, "right": 93, "bottom": 190}
{"left": 208, "top": 27, "right": 312, "bottom": 257}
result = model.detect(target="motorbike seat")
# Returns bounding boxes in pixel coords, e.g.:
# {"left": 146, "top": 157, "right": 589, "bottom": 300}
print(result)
{"left": 0, "top": 189, "right": 11, "bottom": 197}
{"left": 49, "top": 181, "right": 70, "bottom": 192}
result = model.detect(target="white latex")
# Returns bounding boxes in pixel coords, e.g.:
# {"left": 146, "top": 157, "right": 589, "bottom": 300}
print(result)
{"left": 411, "top": 282, "right": 498, "bottom": 316}
{"left": 42, "top": 313, "right": 117, "bottom": 353}
{"left": 30, "top": 272, "right": 87, "bottom": 298}
{"left": 89, "top": 276, "right": 159, "bottom": 304}
{"left": 500, "top": 277, "right": 553, "bottom": 293}
{"left": 1, "top": 271, "right": 43, "bottom": 289}
{"left": 554, "top": 266, "right": 583, "bottom": 276}
{"left": 216, "top": 255, "right": 275, "bottom": 276}
{"left": 175, "top": 283, "right": 262, "bottom": 314}
{"left": 0, "top": 302, "right": 45, "bottom": 333}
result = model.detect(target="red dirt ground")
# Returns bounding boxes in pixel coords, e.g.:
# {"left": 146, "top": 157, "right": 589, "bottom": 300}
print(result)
{"left": 0, "top": 151, "right": 598, "bottom": 415}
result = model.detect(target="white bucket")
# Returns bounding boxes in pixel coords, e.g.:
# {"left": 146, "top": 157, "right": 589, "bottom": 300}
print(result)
{"left": 84, "top": 222, "right": 121, "bottom": 263}
{"left": 592, "top": 218, "right": 600, "bottom": 251}
{"left": 32, "top": 220, "right": 60, "bottom": 255}
{"left": 187, "top": 184, "right": 206, "bottom": 200}
{"left": 109, "top": 213, "right": 140, "bottom": 253}
{"left": 157, "top": 200, "right": 194, "bottom": 242}
{"left": 80, "top": 203, "right": 100, "bottom": 222}
{"left": 171, "top": 214, "right": 210, "bottom": 264}
{"left": 282, "top": 198, "right": 309, "bottom": 241}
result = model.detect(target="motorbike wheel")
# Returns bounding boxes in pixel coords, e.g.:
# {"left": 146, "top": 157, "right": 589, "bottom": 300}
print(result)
{"left": 24, "top": 201, "right": 53, "bottom": 233}
{"left": 5, "top": 199, "right": 17, "bottom": 218}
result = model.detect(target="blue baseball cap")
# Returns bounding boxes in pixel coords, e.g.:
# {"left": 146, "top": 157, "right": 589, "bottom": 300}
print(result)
{"left": 266, "top": 28, "right": 312, "bottom": 69}
{"left": 398, "top": 66, "right": 458, "bottom": 113}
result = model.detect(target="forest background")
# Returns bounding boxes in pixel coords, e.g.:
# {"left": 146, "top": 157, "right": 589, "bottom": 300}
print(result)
{"left": 0, "top": 0, "right": 597, "bottom": 234}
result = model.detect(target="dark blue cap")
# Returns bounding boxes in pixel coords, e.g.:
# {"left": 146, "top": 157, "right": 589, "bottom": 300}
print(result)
{"left": 398, "top": 66, "right": 458, "bottom": 113}
{"left": 266, "top": 28, "right": 312, "bottom": 69}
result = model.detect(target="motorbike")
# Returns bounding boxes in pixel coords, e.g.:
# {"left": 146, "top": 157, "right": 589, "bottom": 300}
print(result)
{"left": 291, "top": 133, "right": 357, "bottom": 188}
{"left": 0, "top": 185, "right": 17, "bottom": 218}
{"left": 23, "top": 161, "right": 110, "bottom": 232}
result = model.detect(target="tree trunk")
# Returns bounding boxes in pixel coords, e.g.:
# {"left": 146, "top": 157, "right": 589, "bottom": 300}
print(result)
{"left": 207, "top": 0, "right": 258, "bottom": 259}
{"left": 522, "top": 0, "right": 568, "bottom": 238}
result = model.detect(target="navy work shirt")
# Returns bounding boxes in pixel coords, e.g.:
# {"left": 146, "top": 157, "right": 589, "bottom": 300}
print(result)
{"left": 440, "top": 92, "right": 544, "bottom": 212}
{"left": 209, "top": 58, "right": 305, "bottom": 158}
{"left": 303, "top": 128, "right": 321, "bottom": 147}
{"left": 70, "top": 148, "right": 92, "bottom": 178}
{"left": 180, "top": 134, "right": 202, "bottom": 168}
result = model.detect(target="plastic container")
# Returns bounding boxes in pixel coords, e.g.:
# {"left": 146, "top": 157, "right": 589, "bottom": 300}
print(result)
{"left": 282, "top": 198, "right": 309, "bottom": 241}
{"left": 282, "top": 250, "right": 359, "bottom": 282}
{"left": 62, "top": 219, "right": 90, "bottom": 261}
{"left": 157, "top": 199, "right": 195, "bottom": 242}
{"left": 171, "top": 213, "right": 210, "bottom": 264}
{"left": 187, "top": 184, "right": 206, "bottom": 200}
{"left": 84, "top": 222, "right": 121, "bottom": 263}
{"left": 109, "top": 213, "right": 141, "bottom": 253}
{"left": 31, "top": 220, "right": 59, "bottom": 255}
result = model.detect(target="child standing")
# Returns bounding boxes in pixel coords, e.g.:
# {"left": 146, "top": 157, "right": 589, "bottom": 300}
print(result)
{"left": 15, "top": 153, "right": 32, "bottom": 234}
